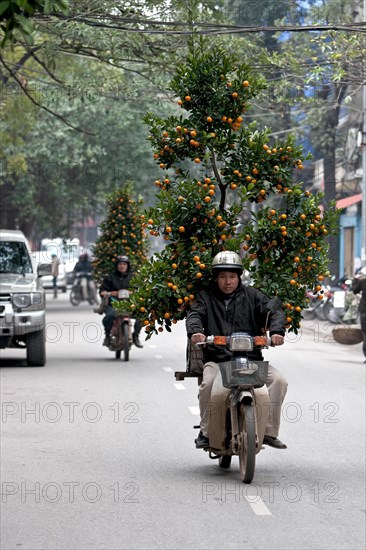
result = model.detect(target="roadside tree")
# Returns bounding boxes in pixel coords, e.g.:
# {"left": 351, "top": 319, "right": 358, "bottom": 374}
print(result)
{"left": 92, "top": 183, "right": 149, "bottom": 284}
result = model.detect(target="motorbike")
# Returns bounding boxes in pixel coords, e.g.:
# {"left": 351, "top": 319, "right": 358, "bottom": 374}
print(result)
{"left": 327, "top": 288, "right": 360, "bottom": 324}
{"left": 70, "top": 271, "right": 97, "bottom": 306}
{"left": 176, "top": 332, "right": 273, "bottom": 484}
{"left": 302, "top": 276, "right": 353, "bottom": 322}
{"left": 108, "top": 291, "right": 133, "bottom": 361}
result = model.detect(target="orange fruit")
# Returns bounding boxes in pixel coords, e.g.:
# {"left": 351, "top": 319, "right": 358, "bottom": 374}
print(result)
{"left": 178, "top": 226, "right": 185, "bottom": 232}
{"left": 164, "top": 312, "right": 170, "bottom": 319}
{"left": 185, "top": 95, "right": 191, "bottom": 101}
{"left": 242, "top": 80, "right": 250, "bottom": 87}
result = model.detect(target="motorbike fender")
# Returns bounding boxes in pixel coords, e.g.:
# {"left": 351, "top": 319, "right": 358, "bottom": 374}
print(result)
{"left": 231, "top": 389, "right": 253, "bottom": 437}
{"left": 232, "top": 386, "right": 270, "bottom": 454}
{"left": 206, "top": 363, "right": 231, "bottom": 451}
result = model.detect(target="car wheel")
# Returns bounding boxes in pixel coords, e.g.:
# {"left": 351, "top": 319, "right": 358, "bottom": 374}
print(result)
{"left": 26, "top": 329, "right": 46, "bottom": 366}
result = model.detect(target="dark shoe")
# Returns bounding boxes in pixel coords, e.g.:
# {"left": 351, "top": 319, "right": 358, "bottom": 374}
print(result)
{"left": 102, "top": 335, "right": 110, "bottom": 347}
{"left": 133, "top": 333, "right": 143, "bottom": 348}
{"left": 195, "top": 431, "right": 209, "bottom": 449}
{"left": 263, "top": 435, "right": 287, "bottom": 449}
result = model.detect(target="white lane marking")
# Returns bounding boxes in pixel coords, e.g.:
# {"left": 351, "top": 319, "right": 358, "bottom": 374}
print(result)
{"left": 245, "top": 497, "right": 272, "bottom": 515}
{"left": 155, "top": 354, "right": 163, "bottom": 359}
{"left": 163, "top": 367, "right": 173, "bottom": 372}
{"left": 174, "top": 383, "right": 186, "bottom": 391}
{"left": 188, "top": 406, "right": 200, "bottom": 415}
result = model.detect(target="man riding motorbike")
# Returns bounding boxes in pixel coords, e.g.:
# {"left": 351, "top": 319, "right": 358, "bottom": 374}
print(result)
{"left": 186, "top": 251, "right": 288, "bottom": 449}
{"left": 99, "top": 255, "right": 143, "bottom": 349}
{"left": 73, "top": 253, "right": 97, "bottom": 301}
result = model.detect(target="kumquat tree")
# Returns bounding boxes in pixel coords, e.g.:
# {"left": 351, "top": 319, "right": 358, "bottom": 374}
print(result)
{"left": 125, "top": 38, "right": 340, "bottom": 338}
{"left": 92, "top": 183, "right": 149, "bottom": 283}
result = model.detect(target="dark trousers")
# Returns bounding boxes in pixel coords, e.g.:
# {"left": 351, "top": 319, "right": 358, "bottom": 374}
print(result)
{"left": 102, "top": 305, "right": 141, "bottom": 336}
{"left": 361, "top": 312, "right": 366, "bottom": 358}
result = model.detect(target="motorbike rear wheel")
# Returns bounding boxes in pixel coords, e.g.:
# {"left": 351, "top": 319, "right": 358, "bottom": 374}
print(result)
{"left": 70, "top": 287, "right": 81, "bottom": 306}
{"left": 238, "top": 403, "right": 256, "bottom": 484}
{"left": 123, "top": 322, "right": 129, "bottom": 361}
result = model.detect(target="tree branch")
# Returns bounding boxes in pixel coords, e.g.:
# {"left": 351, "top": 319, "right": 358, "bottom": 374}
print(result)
{"left": 0, "top": 55, "right": 95, "bottom": 135}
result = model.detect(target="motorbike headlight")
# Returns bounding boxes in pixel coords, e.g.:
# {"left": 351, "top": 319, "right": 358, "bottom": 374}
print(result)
{"left": 12, "top": 294, "right": 31, "bottom": 308}
{"left": 230, "top": 333, "right": 253, "bottom": 351}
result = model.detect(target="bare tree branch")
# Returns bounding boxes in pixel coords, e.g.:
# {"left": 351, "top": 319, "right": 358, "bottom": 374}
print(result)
{"left": 0, "top": 54, "right": 95, "bottom": 135}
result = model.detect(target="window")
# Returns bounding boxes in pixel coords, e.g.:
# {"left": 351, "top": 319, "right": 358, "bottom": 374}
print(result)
{"left": 0, "top": 242, "right": 33, "bottom": 274}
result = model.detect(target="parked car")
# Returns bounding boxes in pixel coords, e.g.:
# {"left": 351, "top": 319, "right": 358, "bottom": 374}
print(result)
{"left": 0, "top": 229, "right": 46, "bottom": 366}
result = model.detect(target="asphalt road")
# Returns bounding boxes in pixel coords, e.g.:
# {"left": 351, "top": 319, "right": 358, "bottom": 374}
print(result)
{"left": 1, "top": 292, "right": 365, "bottom": 550}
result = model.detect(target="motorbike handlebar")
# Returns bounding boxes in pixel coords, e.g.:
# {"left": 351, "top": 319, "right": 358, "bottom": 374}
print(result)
{"left": 75, "top": 271, "right": 92, "bottom": 277}
{"left": 205, "top": 335, "right": 270, "bottom": 347}
{"left": 195, "top": 333, "right": 271, "bottom": 352}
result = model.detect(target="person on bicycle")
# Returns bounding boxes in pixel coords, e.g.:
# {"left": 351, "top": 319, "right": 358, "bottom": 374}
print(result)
{"left": 186, "top": 251, "right": 288, "bottom": 449}
{"left": 99, "top": 255, "right": 143, "bottom": 348}
{"left": 73, "top": 253, "right": 96, "bottom": 301}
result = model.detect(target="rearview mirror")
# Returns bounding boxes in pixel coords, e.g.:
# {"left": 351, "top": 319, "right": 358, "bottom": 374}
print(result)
{"left": 37, "top": 263, "right": 52, "bottom": 278}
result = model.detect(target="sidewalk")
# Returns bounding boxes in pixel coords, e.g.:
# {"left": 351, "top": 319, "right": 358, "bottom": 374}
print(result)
{"left": 298, "top": 319, "right": 364, "bottom": 360}
{"left": 299, "top": 318, "right": 340, "bottom": 342}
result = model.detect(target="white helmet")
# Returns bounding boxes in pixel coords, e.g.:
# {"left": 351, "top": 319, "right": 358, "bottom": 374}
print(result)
{"left": 212, "top": 251, "right": 243, "bottom": 275}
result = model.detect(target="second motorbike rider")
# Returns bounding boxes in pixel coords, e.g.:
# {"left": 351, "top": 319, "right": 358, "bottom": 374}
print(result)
{"left": 100, "top": 255, "right": 143, "bottom": 349}
{"left": 73, "top": 253, "right": 97, "bottom": 302}
{"left": 186, "top": 251, "right": 288, "bottom": 449}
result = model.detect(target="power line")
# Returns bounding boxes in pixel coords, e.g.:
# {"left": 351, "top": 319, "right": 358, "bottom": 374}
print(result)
{"left": 36, "top": 13, "right": 366, "bottom": 35}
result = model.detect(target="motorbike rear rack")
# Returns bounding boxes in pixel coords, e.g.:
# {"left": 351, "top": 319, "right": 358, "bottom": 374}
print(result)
{"left": 174, "top": 371, "right": 202, "bottom": 385}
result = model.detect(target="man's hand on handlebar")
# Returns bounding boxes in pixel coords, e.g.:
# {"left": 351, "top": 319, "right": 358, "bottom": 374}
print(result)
{"left": 271, "top": 334, "right": 284, "bottom": 346}
{"left": 191, "top": 333, "right": 206, "bottom": 345}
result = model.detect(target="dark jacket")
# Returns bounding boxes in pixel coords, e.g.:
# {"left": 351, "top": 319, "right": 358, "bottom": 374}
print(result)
{"left": 100, "top": 269, "right": 133, "bottom": 294}
{"left": 352, "top": 275, "right": 366, "bottom": 314}
{"left": 186, "top": 282, "right": 286, "bottom": 362}
{"left": 74, "top": 259, "right": 93, "bottom": 277}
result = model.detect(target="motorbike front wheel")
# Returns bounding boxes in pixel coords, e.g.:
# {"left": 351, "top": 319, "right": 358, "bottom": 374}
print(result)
{"left": 70, "top": 288, "right": 81, "bottom": 306}
{"left": 238, "top": 403, "right": 256, "bottom": 484}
